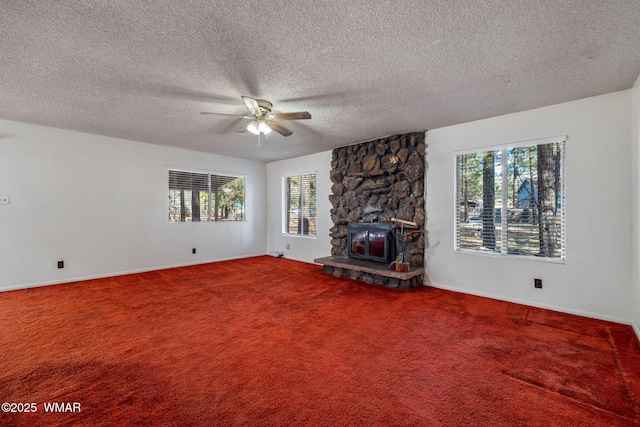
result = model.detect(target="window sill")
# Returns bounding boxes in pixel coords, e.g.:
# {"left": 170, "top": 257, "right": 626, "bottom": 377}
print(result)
{"left": 282, "top": 233, "right": 317, "bottom": 239}
{"left": 454, "top": 249, "right": 566, "bottom": 264}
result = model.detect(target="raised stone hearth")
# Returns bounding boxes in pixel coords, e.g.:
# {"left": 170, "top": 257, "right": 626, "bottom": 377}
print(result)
{"left": 314, "top": 256, "right": 424, "bottom": 290}
{"left": 321, "top": 131, "right": 426, "bottom": 289}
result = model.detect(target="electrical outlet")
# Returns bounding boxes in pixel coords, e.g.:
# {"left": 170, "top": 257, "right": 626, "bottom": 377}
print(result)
{"left": 0, "top": 195, "right": 9, "bottom": 205}
{"left": 57, "top": 261, "right": 64, "bottom": 269}
{"left": 192, "top": 248, "right": 196, "bottom": 254}
{"left": 534, "top": 278, "right": 542, "bottom": 289}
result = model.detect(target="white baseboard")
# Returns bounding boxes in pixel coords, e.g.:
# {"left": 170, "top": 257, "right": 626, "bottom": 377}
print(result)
{"left": 0, "top": 253, "right": 267, "bottom": 293}
{"left": 426, "top": 281, "right": 631, "bottom": 326}
{"left": 277, "top": 255, "right": 320, "bottom": 265}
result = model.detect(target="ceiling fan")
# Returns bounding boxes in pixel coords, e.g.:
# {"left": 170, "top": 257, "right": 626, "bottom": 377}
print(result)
{"left": 200, "top": 96, "right": 311, "bottom": 144}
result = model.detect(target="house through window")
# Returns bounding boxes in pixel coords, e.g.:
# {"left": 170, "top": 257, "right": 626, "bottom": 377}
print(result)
{"left": 455, "top": 137, "right": 566, "bottom": 261}
{"left": 168, "top": 169, "right": 245, "bottom": 222}
{"left": 283, "top": 173, "right": 316, "bottom": 236}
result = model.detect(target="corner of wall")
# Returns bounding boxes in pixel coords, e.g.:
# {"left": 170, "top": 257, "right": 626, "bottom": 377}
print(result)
{"left": 631, "top": 74, "right": 640, "bottom": 336}
{"left": 633, "top": 320, "right": 640, "bottom": 342}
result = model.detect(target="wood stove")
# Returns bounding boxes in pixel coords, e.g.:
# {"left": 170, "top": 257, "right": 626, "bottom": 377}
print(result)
{"left": 347, "top": 223, "right": 396, "bottom": 263}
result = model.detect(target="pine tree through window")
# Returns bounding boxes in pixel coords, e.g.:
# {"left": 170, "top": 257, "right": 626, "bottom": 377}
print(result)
{"left": 455, "top": 137, "right": 566, "bottom": 261}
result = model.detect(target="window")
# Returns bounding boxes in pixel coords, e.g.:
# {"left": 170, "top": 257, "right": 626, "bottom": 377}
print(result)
{"left": 455, "top": 137, "right": 566, "bottom": 261}
{"left": 168, "top": 169, "right": 245, "bottom": 222}
{"left": 283, "top": 173, "right": 316, "bottom": 236}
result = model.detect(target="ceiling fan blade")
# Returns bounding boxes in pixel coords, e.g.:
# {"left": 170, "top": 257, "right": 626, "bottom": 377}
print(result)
{"left": 241, "top": 96, "right": 262, "bottom": 117}
{"left": 267, "top": 121, "right": 293, "bottom": 137}
{"left": 200, "top": 112, "right": 252, "bottom": 119}
{"left": 271, "top": 112, "right": 311, "bottom": 120}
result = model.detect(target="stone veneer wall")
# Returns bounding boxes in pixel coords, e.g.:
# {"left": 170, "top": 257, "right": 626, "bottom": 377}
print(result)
{"left": 329, "top": 131, "right": 426, "bottom": 272}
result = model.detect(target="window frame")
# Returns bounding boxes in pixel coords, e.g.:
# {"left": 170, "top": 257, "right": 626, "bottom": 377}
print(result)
{"left": 168, "top": 167, "right": 246, "bottom": 223}
{"left": 453, "top": 136, "right": 566, "bottom": 263}
{"left": 282, "top": 171, "right": 317, "bottom": 238}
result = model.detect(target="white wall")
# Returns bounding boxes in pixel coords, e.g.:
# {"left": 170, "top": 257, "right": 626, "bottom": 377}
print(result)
{"left": 0, "top": 119, "right": 267, "bottom": 291}
{"left": 426, "top": 91, "right": 633, "bottom": 323}
{"left": 632, "top": 76, "right": 640, "bottom": 335}
{"left": 266, "top": 151, "right": 332, "bottom": 263}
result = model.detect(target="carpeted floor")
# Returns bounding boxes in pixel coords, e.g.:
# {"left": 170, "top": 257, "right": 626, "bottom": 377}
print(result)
{"left": 1, "top": 256, "right": 639, "bottom": 426}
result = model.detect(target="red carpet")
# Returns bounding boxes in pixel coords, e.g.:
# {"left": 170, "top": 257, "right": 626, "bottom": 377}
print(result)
{"left": 1, "top": 256, "right": 639, "bottom": 426}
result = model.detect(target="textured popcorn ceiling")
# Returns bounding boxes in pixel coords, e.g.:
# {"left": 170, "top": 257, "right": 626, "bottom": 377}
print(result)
{"left": 2, "top": 1, "right": 640, "bottom": 162}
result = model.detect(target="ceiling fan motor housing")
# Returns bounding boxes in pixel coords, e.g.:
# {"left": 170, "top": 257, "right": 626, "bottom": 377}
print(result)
{"left": 255, "top": 99, "right": 273, "bottom": 115}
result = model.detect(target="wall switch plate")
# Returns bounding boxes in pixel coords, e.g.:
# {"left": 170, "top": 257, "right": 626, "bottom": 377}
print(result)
{"left": 192, "top": 248, "right": 196, "bottom": 254}
{"left": 534, "top": 278, "right": 542, "bottom": 289}
{"left": 286, "top": 244, "right": 290, "bottom": 250}
{"left": 58, "top": 261, "right": 64, "bottom": 269}
{"left": 0, "top": 195, "right": 9, "bottom": 205}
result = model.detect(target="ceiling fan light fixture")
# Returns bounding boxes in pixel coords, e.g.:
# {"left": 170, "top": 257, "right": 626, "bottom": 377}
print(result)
{"left": 247, "top": 121, "right": 260, "bottom": 135}
{"left": 258, "top": 121, "right": 272, "bottom": 134}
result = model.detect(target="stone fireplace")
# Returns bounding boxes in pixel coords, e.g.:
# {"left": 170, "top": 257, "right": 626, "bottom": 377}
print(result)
{"left": 315, "top": 131, "right": 426, "bottom": 289}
